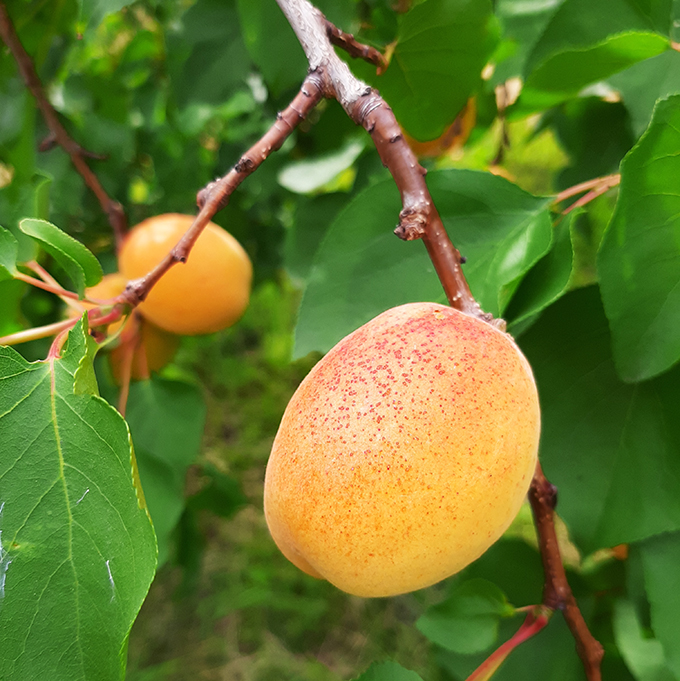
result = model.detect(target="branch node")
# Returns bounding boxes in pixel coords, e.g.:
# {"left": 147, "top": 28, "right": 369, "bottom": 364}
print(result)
{"left": 395, "top": 207, "right": 428, "bottom": 241}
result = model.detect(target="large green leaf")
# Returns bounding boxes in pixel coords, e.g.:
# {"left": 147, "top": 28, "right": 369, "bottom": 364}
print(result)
{"left": 505, "top": 209, "right": 578, "bottom": 329}
{"left": 492, "top": 0, "right": 564, "bottom": 84}
{"left": 357, "top": 0, "right": 497, "bottom": 141}
{"left": 294, "top": 169, "right": 552, "bottom": 356}
{"left": 599, "top": 95, "right": 680, "bottom": 382}
{"left": 613, "top": 600, "right": 677, "bottom": 681}
{"left": 640, "top": 532, "right": 680, "bottom": 679}
{"left": 0, "top": 319, "right": 157, "bottom": 680}
{"left": 125, "top": 377, "right": 207, "bottom": 567}
{"left": 19, "top": 218, "right": 103, "bottom": 297}
{"left": 610, "top": 50, "right": 680, "bottom": 137}
{"left": 416, "top": 579, "right": 514, "bottom": 654}
{"left": 520, "top": 0, "right": 670, "bottom": 108}
{"left": 519, "top": 287, "right": 680, "bottom": 553}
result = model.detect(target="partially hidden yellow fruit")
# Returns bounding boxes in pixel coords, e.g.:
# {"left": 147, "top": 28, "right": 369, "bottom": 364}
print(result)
{"left": 77, "top": 273, "right": 179, "bottom": 382}
{"left": 264, "top": 303, "right": 540, "bottom": 598}
{"left": 119, "top": 214, "right": 252, "bottom": 336}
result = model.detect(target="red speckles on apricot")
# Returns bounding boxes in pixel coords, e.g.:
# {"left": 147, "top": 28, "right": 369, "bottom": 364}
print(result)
{"left": 263, "top": 302, "right": 540, "bottom": 597}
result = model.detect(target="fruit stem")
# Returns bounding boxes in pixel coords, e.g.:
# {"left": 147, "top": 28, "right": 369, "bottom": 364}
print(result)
{"left": 465, "top": 608, "right": 551, "bottom": 681}
{"left": 0, "top": 318, "right": 77, "bottom": 347}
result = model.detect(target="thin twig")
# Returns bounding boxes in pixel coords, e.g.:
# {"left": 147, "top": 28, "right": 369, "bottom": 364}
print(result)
{"left": 529, "top": 464, "right": 604, "bottom": 680}
{"left": 0, "top": 318, "right": 76, "bottom": 346}
{"left": 562, "top": 182, "right": 616, "bottom": 216}
{"left": 121, "top": 74, "right": 325, "bottom": 308}
{"left": 324, "top": 19, "right": 387, "bottom": 72}
{"left": 553, "top": 174, "right": 620, "bottom": 206}
{"left": 14, "top": 271, "right": 82, "bottom": 300}
{"left": 24, "top": 260, "right": 85, "bottom": 314}
{"left": 277, "top": 0, "right": 488, "bottom": 323}
{"left": 0, "top": 2, "right": 127, "bottom": 251}
{"left": 466, "top": 608, "right": 551, "bottom": 681}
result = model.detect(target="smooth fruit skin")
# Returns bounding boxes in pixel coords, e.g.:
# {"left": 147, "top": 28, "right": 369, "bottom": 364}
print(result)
{"left": 119, "top": 214, "right": 252, "bottom": 336}
{"left": 264, "top": 303, "right": 540, "bottom": 598}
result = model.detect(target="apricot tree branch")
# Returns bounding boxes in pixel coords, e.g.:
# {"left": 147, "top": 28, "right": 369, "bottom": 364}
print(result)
{"left": 275, "top": 2, "right": 603, "bottom": 679}
{"left": 529, "top": 464, "right": 604, "bottom": 680}
{"left": 324, "top": 19, "right": 387, "bottom": 72}
{"left": 0, "top": 2, "right": 127, "bottom": 251}
{"left": 276, "top": 0, "right": 488, "bottom": 322}
{"left": 121, "top": 74, "right": 325, "bottom": 308}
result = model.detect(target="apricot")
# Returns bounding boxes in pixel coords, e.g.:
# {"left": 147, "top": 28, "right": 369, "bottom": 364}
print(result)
{"left": 119, "top": 214, "right": 252, "bottom": 336}
{"left": 75, "top": 273, "right": 179, "bottom": 382}
{"left": 264, "top": 303, "right": 540, "bottom": 597}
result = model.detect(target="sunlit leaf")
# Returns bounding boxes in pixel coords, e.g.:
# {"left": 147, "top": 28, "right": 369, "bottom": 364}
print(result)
{"left": 357, "top": 0, "right": 498, "bottom": 141}
{"left": 0, "top": 319, "right": 157, "bottom": 680}
{"left": 19, "top": 218, "right": 103, "bottom": 297}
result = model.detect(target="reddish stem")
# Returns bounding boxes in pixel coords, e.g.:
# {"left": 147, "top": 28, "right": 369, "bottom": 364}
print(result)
{"left": 466, "top": 609, "right": 551, "bottom": 681}
{"left": 553, "top": 174, "right": 620, "bottom": 206}
{"left": 122, "top": 74, "right": 325, "bottom": 308}
{"left": 324, "top": 19, "right": 387, "bottom": 72}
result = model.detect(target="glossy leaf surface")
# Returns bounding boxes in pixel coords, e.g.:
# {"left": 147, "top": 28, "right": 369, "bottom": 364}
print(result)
{"left": 295, "top": 169, "right": 552, "bottom": 356}
{"left": 19, "top": 218, "right": 103, "bottom": 297}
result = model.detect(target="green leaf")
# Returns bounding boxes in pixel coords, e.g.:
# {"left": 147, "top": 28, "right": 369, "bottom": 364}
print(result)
{"left": 171, "top": 0, "right": 252, "bottom": 108}
{"left": 610, "top": 50, "right": 680, "bottom": 137}
{"left": 294, "top": 169, "right": 552, "bottom": 356}
{"left": 19, "top": 218, "right": 103, "bottom": 298}
{"left": 520, "top": 0, "right": 670, "bottom": 108}
{"left": 492, "top": 0, "right": 563, "bottom": 83}
{"left": 352, "top": 660, "right": 424, "bottom": 681}
{"left": 278, "top": 139, "right": 365, "bottom": 195}
{"left": 598, "top": 95, "right": 680, "bottom": 382}
{"left": 416, "top": 579, "right": 514, "bottom": 654}
{"left": 236, "top": 0, "right": 356, "bottom": 96}
{"left": 357, "top": 0, "right": 498, "bottom": 141}
{"left": 613, "top": 599, "right": 677, "bottom": 681}
{"left": 0, "top": 319, "right": 157, "bottom": 680}
{"left": 124, "top": 377, "right": 207, "bottom": 567}
{"left": 186, "top": 463, "right": 246, "bottom": 520}
{"left": 640, "top": 532, "right": 680, "bottom": 679}
{"left": 0, "top": 280, "right": 25, "bottom": 338}
{"left": 519, "top": 287, "right": 680, "bottom": 553}
{"left": 0, "top": 224, "right": 19, "bottom": 281}
{"left": 284, "top": 193, "right": 347, "bottom": 282}
{"left": 505, "top": 209, "right": 578, "bottom": 328}
{"left": 235, "top": 0, "right": 306, "bottom": 96}
{"left": 78, "top": 0, "right": 134, "bottom": 33}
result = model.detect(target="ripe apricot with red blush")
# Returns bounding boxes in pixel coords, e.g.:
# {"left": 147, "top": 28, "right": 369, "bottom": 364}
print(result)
{"left": 264, "top": 303, "right": 540, "bottom": 597}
